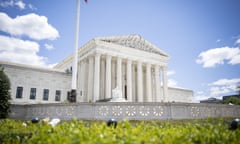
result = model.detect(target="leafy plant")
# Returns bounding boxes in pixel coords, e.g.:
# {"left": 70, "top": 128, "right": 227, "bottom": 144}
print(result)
{"left": 223, "top": 97, "right": 240, "bottom": 105}
{"left": 0, "top": 118, "right": 239, "bottom": 144}
{"left": 0, "top": 66, "right": 11, "bottom": 118}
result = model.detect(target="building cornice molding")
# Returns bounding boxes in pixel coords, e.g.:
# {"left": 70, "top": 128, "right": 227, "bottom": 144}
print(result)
{"left": 0, "top": 61, "right": 67, "bottom": 74}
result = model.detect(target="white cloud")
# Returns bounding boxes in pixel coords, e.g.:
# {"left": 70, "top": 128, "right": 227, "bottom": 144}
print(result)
{"left": 166, "top": 69, "right": 177, "bottom": 87}
{"left": 15, "top": 0, "right": 25, "bottom": 9}
{"left": 210, "top": 86, "right": 231, "bottom": 96}
{"left": 0, "top": 35, "right": 47, "bottom": 66}
{"left": 216, "top": 39, "right": 221, "bottom": 43}
{"left": 167, "top": 70, "right": 175, "bottom": 76}
{"left": 0, "top": 12, "right": 59, "bottom": 40}
{"left": 212, "top": 78, "right": 240, "bottom": 86}
{"left": 209, "top": 78, "right": 240, "bottom": 97}
{"left": 167, "top": 71, "right": 186, "bottom": 89}
{"left": 194, "top": 91, "right": 208, "bottom": 102}
{"left": 194, "top": 78, "right": 240, "bottom": 102}
{"left": 0, "top": 0, "right": 14, "bottom": 7}
{"left": 28, "top": 4, "right": 37, "bottom": 10}
{"left": 196, "top": 47, "right": 240, "bottom": 68}
{"left": 236, "top": 38, "right": 240, "bottom": 45}
{"left": 167, "top": 79, "right": 178, "bottom": 87}
{"left": 44, "top": 43, "right": 54, "bottom": 50}
{"left": 0, "top": 0, "right": 26, "bottom": 9}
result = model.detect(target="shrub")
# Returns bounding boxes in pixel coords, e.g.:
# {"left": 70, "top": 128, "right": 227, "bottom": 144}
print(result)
{"left": 223, "top": 97, "right": 240, "bottom": 105}
{"left": 0, "top": 66, "right": 11, "bottom": 118}
{"left": 0, "top": 118, "right": 239, "bottom": 144}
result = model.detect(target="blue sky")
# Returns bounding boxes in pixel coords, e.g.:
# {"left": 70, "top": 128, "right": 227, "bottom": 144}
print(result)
{"left": 0, "top": 0, "right": 240, "bottom": 102}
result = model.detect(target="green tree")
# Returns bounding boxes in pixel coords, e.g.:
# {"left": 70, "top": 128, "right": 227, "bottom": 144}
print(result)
{"left": 223, "top": 97, "right": 240, "bottom": 105}
{"left": 0, "top": 66, "right": 11, "bottom": 118}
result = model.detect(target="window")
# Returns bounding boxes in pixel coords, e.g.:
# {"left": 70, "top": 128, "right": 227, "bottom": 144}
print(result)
{"left": 30, "top": 88, "right": 36, "bottom": 100}
{"left": 55, "top": 90, "right": 61, "bottom": 101}
{"left": 16, "top": 86, "right": 23, "bottom": 98}
{"left": 43, "top": 89, "right": 49, "bottom": 100}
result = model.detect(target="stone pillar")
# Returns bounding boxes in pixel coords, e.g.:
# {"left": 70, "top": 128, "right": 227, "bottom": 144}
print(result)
{"left": 155, "top": 65, "right": 160, "bottom": 102}
{"left": 146, "top": 63, "right": 152, "bottom": 102}
{"left": 81, "top": 60, "right": 86, "bottom": 101}
{"left": 78, "top": 60, "right": 83, "bottom": 102}
{"left": 87, "top": 56, "right": 94, "bottom": 102}
{"left": 105, "top": 55, "right": 112, "bottom": 99}
{"left": 162, "top": 66, "right": 168, "bottom": 102}
{"left": 100, "top": 59, "right": 105, "bottom": 99}
{"left": 137, "top": 61, "right": 143, "bottom": 102}
{"left": 93, "top": 53, "right": 101, "bottom": 102}
{"left": 132, "top": 64, "right": 136, "bottom": 102}
{"left": 117, "top": 57, "right": 122, "bottom": 97}
{"left": 127, "top": 59, "right": 132, "bottom": 101}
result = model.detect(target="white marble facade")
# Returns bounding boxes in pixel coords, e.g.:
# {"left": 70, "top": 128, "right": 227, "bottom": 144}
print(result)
{"left": 56, "top": 35, "right": 174, "bottom": 102}
{"left": 1, "top": 35, "right": 193, "bottom": 104}
{"left": 1, "top": 61, "right": 71, "bottom": 104}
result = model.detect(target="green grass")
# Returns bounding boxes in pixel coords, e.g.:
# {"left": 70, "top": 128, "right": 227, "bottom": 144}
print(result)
{"left": 0, "top": 118, "right": 239, "bottom": 144}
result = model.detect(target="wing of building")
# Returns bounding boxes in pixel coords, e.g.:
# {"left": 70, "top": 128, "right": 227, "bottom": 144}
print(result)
{"left": 0, "top": 35, "right": 193, "bottom": 104}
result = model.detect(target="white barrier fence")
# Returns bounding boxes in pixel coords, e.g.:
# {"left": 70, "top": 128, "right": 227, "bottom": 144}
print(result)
{"left": 10, "top": 102, "right": 240, "bottom": 120}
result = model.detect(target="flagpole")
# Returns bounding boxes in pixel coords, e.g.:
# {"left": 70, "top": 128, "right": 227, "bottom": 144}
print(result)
{"left": 71, "top": 0, "right": 81, "bottom": 101}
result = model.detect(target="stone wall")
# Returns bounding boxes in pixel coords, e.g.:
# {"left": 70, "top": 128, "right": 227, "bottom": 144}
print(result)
{"left": 10, "top": 103, "right": 240, "bottom": 120}
{"left": 1, "top": 61, "right": 71, "bottom": 104}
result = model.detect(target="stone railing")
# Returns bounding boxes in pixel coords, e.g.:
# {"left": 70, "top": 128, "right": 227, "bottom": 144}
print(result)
{"left": 10, "top": 102, "right": 240, "bottom": 120}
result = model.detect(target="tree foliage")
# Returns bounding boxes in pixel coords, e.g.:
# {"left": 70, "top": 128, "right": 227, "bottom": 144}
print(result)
{"left": 223, "top": 96, "right": 240, "bottom": 105}
{"left": 0, "top": 66, "right": 11, "bottom": 118}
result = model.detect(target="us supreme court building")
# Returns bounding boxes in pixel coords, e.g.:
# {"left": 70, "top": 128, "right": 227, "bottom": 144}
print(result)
{"left": 1, "top": 35, "right": 193, "bottom": 104}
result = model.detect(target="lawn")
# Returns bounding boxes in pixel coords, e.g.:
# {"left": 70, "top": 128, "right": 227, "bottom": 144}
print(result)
{"left": 0, "top": 118, "right": 239, "bottom": 144}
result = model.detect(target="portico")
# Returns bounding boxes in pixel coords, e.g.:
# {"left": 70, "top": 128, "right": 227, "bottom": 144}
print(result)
{"left": 78, "top": 54, "right": 169, "bottom": 102}
{"left": 56, "top": 35, "right": 170, "bottom": 102}
{"left": 1, "top": 34, "right": 193, "bottom": 104}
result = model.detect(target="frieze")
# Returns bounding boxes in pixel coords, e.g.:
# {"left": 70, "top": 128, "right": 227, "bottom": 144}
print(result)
{"left": 100, "top": 35, "right": 168, "bottom": 56}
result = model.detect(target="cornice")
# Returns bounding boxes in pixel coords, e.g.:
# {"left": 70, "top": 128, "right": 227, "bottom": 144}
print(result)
{"left": 0, "top": 61, "right": 66, "bottom": 74}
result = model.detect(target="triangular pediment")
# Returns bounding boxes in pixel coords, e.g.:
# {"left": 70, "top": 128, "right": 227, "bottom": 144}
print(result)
{"left": 95, "top": 34, "right": 169, "bottom": 57}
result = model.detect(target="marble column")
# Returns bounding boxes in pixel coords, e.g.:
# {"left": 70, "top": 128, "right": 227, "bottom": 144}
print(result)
{"left": 81, "top": 60, "right": 86, "bottom": 101}
{"left": 117, "top": 57, "right": 122, "bottom": 97}
{"left": 100, "top": 59, "right": 105, "bottom": 99}
{"left": 132, "top": 64, "right": 136, "bottom": 102}
{"left": 162, "top": 66, "right": 168, "bottom": 102}
{"left": 93, "top": 53, "right": 101, "bottom": 102}
{"left": 146, "top": 63, "right": 152, "bottom": 102}
{"left": 78, "top": 60, "right": 84, "bottom": 101}
{"left": 137, "top": 61, "right": 143, "bottom": 102}
{"left": 87, "top": 56, "right": 94, "bottom": 102}
{"left": 83, "top": 59, "right": 88, "bottom": 102}
{"left": 127, "top": 59, "right": 132, "bottom": 101}
{"left": 105, "top": 55, "right": 112, "bottom": 99}
{"left": 155, "top": 65, "right": 160, "bottom": 102}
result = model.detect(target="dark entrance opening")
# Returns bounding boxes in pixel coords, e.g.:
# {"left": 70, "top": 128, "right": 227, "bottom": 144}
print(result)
{"left": 124, "top": 85, "right": 127, "bottom": 100}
